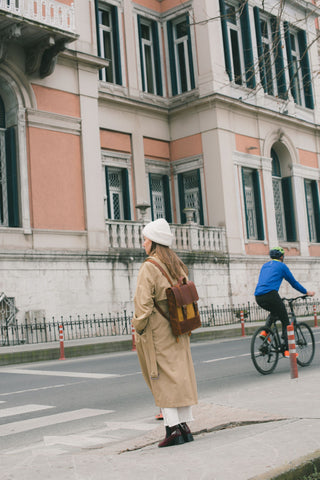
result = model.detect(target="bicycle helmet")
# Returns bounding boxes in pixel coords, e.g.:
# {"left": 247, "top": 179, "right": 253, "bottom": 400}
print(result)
{"left": 269, "top": 246, "right": 284, "bottom": 259}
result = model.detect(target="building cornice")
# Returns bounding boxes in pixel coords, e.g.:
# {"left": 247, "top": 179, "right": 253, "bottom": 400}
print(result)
{"left": 60, "top": 49, "right": 109, "bottom": 70}
{"left": 97, "top": 84, "right": 320, "bottom": 134}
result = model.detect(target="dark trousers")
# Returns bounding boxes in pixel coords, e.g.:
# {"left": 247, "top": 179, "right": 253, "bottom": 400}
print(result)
{"left": 255, "top": 290, "right": 290, "bottom": 349}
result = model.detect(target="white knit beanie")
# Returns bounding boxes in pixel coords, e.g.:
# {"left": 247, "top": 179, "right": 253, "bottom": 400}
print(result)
{"left": 142, "top": 218, "right": 173, "bottom": 247}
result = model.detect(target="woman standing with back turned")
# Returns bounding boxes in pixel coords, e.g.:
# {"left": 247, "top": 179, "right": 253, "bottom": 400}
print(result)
{"left": 133, "top": 218, "right": 198, "bottom": 448}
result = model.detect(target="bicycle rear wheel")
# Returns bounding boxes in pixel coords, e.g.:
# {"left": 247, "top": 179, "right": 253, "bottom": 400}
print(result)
{"left": 295, "top": 322, "right": 315, "bottom": 367}
{"left": 251, "top": 326, "right": 279, "bottom": 375}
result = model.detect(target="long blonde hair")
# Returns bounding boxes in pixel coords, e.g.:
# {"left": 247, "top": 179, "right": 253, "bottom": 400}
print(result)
{"left": 150, "top": 242, "right": 188, "bottom": 281}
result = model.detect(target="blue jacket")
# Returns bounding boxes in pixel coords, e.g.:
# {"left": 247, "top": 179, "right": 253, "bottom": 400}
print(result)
{"left": 254, "top": 260, "right": 307, "bottom": 296}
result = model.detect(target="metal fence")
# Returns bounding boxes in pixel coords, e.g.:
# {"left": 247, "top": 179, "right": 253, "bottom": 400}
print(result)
{"left": 1, "top": 298, "right": 319, "bottom": 346}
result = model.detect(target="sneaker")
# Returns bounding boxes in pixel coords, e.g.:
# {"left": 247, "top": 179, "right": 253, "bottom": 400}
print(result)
{"left": 284, "top": 350, "right": 298, "bottom": 358}
{"left": 259, "top": 330, "right": 271, "bottom": 343}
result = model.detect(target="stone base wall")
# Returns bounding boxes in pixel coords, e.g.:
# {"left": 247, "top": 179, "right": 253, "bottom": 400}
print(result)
{"left": 0, "top": 251, "right": 319, "bottom": 322}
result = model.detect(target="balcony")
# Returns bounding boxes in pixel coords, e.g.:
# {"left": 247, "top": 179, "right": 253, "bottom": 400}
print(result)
{"left": 0, "top": 0, "right": 77, "bottom": 77}
{"left": 105, "top": 220, "right": 227, "bottom": 254}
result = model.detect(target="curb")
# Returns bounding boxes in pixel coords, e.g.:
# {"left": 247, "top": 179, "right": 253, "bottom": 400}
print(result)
{"left": 0, "top": 320, "right": 316, "bottom": 366}
{"left": 251, "top": 450, "right": 320, "bottom": 480}
{"left": 0, "top": 339, "right": 133, "bottom": 366}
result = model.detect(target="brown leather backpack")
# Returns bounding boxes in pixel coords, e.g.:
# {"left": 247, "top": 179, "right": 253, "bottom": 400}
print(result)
{"left": 146, "top": 258, "right": 201, "bottom": 339}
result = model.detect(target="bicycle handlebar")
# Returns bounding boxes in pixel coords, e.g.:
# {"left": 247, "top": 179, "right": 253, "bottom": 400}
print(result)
{"left": 282, "top": 295, "right": 308, "bottom": 303}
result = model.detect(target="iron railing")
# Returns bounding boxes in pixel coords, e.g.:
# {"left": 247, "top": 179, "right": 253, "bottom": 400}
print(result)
{"left": 1, "top": 297, "right": 318, "bottom": 346}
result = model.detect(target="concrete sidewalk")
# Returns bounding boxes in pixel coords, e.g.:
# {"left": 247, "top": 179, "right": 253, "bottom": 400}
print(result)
{"left": 1, "top": 363, "right": 320, "bottom": 480}
{"left": 1, "top": 324, "right": 319, "bottom": 480}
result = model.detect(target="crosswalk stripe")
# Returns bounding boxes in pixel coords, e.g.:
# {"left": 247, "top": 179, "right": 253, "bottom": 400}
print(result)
{"left": 0, "top": 368, "right": 119, "bottom": 379}
{"left": 0, "top": 408, "right": 114, "bottom": 437}
{"left": 0, "top": 404, "right": 54, "bottom": 418}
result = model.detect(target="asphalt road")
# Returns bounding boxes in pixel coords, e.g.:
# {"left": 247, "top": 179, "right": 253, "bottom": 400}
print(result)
{"left": 0, "top": 332, "right": 319, "bottom": 454}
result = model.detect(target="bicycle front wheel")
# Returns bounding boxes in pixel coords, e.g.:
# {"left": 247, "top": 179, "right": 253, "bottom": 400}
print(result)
{"left": 295, "top": 322, "right": 315, "bottom": 367}
{"left": 251, "top": 327, "right": 279, "bottom": 375}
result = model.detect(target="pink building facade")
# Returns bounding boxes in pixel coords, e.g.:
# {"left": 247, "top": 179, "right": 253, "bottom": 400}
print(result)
{"left": 0, "top": 0, "right": 319, "bottom": 320}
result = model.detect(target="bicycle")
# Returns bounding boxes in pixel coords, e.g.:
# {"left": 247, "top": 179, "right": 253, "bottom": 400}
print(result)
{"left": 251, "top": 295, "right": 315, "bottom": 375}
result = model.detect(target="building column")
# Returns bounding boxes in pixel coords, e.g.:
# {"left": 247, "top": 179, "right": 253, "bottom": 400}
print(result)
{"left": 131, "top": 132, "right": 148, "bottom": 220}
{"left": 18, "top": 108, "right": 31, "bottom": 234}
{"left": 78, "top": 65, "right": 106, "bottom": 251}
{"left": 261, "top": 156, "right": 277, "bottom": 247}
{"left": 292, "top": 166, "right": 309, "bottom": 256}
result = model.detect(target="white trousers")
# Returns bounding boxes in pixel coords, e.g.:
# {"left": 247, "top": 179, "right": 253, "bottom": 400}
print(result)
{"left": 161, "top": 406, "right": 194, "bottom": 427}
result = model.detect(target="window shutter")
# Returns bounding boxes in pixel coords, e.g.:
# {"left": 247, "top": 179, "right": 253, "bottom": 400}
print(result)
{"left": 311, "top": 181, "right": 320, "bottom": 242}
{"left": 186, "top": 13, "right": 195, "bottom": 90}
{"left": 111, "top": 5, "right": 122, "bottom": 86}
{"left": 152, "top": 21, "right": 163, "bottom": 96}
{"left": 163, "top": 175, "right": 172, "bottom": 223}
{"left": 121, "top": 168, "right": 131, "bottom": 220}
{"left": 219, "top": 0, "right": 232, "bottom": 81}
{"left": 253, "top": 7, "right": 267, "bottom": 92}
{"left": 167, "top": 20, "right": 178, "bottom": 96}
{"left": 252, "top": 170, "right": 264, "bottom": 240}
{"left": 271, "top": 16, "right": 287, "bottom": 100}
{"left": 283, "top": 22, "right": 298, "bottom": 104}
{"left": 148, "top": 173, "right": 154, "bottom": 220}
{"left": 240, "top": 1, "right": 255, "bottom": 89}
{"left": 298, "top": 30, "right": 314, "bottom": 110}
{"left": 94, "top": 0, "right": 102, "bottom": 81}
{"left": 5, "top": 127, "right": 19, "bottom": 227}
{"left": 304, "top": 180, "right": 312, "bottom": 241}
{"left": 241, "top": 168, "right": 252, "bottom": 238}
{"left": 0, "top": 96, "right": 5, "bottom": 128}
{"left": 178, "top": 173, "right": 186, "bottom": 224}
{"left": 197, "top": 169, "right": 204, "bottom": 225}
{"left": 104, "top": 166, "right": 111, "bottom": 219}
{"left": 282, "top": 176, "right": 296, "bottom": 242}
{"left": 137, "top": 15, "right": 145, "bottom": 92}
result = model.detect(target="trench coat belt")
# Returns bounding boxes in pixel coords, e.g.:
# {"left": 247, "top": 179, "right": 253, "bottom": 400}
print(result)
{"left": 135, "top": 327, "right": 159, "bottom": 379}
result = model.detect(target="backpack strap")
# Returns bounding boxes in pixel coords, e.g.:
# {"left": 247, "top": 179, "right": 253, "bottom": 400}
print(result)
{"left": 145, "top": 258, "right": 173, "bottom": 286}
{"left": 145, "top": 258, "right": 171, "bottom": 320}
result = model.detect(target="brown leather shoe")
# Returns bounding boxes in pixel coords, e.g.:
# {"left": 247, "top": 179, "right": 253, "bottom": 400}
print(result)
{"left": 158, "top": 426, "right": 185, "bottom": 448}
{"left": 179, "top": 422, "right": 194, "bottom": 442}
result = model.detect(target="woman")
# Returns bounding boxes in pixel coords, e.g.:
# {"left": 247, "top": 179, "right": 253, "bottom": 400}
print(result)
{"left": 133, "top": 218, "right": 198, "bottom": 448}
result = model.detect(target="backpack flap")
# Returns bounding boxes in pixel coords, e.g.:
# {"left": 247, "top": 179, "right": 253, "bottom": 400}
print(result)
{"left": 169, "top": 279, "right": 199, "bottom": 306}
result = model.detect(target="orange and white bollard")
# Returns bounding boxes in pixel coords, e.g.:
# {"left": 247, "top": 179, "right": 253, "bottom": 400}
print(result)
{"left": 59, "top": 323, "right": 65, "bottom": 360}
{"left": 313, "top": 305, "right": 318, "bottom": 328}
{"left": 131, "top": 323, "right": 136, "bottom": 351}
{"left": 155, "top": 409, "right": 163, "bottom": 420}
{"left": 287, "top": 324, "right": 298, "bottom": 379}
{"left": 240, "top": 310, "right": 245, "bottom": 337}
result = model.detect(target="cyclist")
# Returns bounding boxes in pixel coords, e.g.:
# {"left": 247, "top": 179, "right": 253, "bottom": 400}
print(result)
{"left": 254, "top": 247, "right": 315, "bottom": 358}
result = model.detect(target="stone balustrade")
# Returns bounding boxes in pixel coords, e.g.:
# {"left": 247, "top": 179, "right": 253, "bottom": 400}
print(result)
{"left": 105, "top": 220, "right": 227, "bottom": 253}
{"left": 0, "top": 0, "right": 76, "bottom": 33}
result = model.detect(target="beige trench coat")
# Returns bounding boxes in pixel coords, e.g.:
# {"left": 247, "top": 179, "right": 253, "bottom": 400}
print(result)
{"left": 133, "top": 256, "right": 198, "bottom": 408}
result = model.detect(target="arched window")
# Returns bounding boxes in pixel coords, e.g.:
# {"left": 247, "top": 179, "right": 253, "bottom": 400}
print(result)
{"left": 272, "top": 149, "right": 286, "bottom": 240}
{"left": 271, "top": 148, "right": 296, "bottom": 242}
{"left": 0, "top": 95, "right": 20, "bottom": 227}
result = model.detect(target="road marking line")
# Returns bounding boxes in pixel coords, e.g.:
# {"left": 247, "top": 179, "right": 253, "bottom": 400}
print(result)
{"left": 0, "top": 408, "right": 114, "bottom": 437}
{"left": 104, "top": 421, "right": 155, "bottom": 431}
{"left": 204, "top": 353, "right": 250, "bottom": 363}
{"left": 43, "top": 434, "right": 112, "bottom": 448}
{"left": 0, "top": 382, "right": 85, "bottom": 397}
{"left": 0, "top": 368, "right": 119, "bottom": 379}
{"left": 0, "top": 404, "right": 54, "bottom": 418}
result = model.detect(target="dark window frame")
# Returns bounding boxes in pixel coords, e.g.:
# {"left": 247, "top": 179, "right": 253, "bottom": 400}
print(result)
{"left": 96, "top": 1, "right": 122, "bottom": 85}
